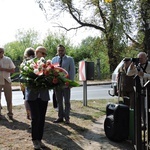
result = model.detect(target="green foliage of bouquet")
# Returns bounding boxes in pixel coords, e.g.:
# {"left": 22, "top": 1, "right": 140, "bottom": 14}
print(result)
{"left": 19, "top": 57, "right": 79, "bottom": 90}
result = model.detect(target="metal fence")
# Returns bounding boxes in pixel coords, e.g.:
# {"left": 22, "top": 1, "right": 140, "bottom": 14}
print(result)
{"left": 134, "top": 77, "right": 150, "bottom": 150}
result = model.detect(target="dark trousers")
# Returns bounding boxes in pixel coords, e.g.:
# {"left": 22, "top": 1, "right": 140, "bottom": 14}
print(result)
{"left": 28, "top": 98, "right": 48, "bottom": 141}
{"left": 55, "top": 88, "right": 71, "bottom": 121}
{"left": 53, "top": 90, "right": 57, "bottom": 108}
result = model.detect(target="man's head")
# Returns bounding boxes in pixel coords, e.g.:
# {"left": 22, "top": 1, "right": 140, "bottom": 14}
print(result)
{"left": 57, "top": 44, "right": 66, "bottom": 57}
{"left": 137, "top": 52, "right": 147, "bottom": 65}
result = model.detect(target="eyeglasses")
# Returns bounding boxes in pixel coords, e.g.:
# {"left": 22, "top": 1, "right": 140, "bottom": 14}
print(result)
{"left": 39, "top": 51, "right": 47, "bottom": 56}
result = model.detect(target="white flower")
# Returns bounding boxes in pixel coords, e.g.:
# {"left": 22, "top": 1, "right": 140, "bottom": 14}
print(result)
{"left": 34, "top": 68, "right": 40, "bottom": 74}
{"left": 20, "top": 63, "right": 24, "bottom": 69}
{"left": 30, "top": 63, "right": 34, "bottom": 69}
{"left": 24, "top": 66, "right": 29, "bottom": 71}
{"left": 40, "top": 57, "right": 45, "bottom": 62}
{"left": 47, "top": 59, "right": 51, "bottom": 63}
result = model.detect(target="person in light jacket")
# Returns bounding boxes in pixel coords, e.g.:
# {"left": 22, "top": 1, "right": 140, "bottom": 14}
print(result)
{"left": 52, "top": 44, "right": 75, "bottom": 124}
{"left": 127, "top": 52, "right": 150, "bottom": 128}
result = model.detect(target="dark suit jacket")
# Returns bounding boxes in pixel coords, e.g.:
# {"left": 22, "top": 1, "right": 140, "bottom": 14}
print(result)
{"left": 25, "top": 87, "right": 50, "bottom": 101}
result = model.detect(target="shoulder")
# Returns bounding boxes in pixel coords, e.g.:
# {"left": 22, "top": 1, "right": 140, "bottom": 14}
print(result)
{"left": 3, "top": 56, "right": 13, "bottom": 61}
{"left": 65, "top": 55, "right": 74, "bottom": 60}
{"left": 146, "top": 61, "right": 150, "bottom": 68}
{"left": 52, "top": 56, "right": 58, "bottom": 60}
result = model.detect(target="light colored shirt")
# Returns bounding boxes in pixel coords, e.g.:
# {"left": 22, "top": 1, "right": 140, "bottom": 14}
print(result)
{"left": 127, "top": 61, "right": 150, "bottom": 86}
{"left": 0, "top": 56, "right": 15, "bottom": 84}
{"left": 52, "top": 55, "right": 75, "bottom": 81}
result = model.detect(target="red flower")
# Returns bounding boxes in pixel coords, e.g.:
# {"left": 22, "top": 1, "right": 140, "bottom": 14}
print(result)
{"left": 65, "top": 74, "right": 69, "bottom": 78}
{"left": 53, "top": 77, "right": 58, "bottom": 84}
{"left": 44, "top": 69, "right": 49, "bottom": 76}
{"left": 43, "top": 64, "right": 47, "bottom": 68}
{"left": 54, "top": 71, "right": 59, "bottom": 76}
{"left": 51, "top": 65, "right": 54, "bottom": 69}
{"left": 65, "top": 82, "right": 69, "bottom": 86}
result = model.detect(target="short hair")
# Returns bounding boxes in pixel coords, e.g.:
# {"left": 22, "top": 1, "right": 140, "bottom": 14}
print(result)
{"left": 137, "top": 52, "right": 147, "bottom": 58}
{"left": 57, "top": 44, "right": 65, "bottom": 50}
{"left": 24, "top": 47, "right": 35, "bottom": 58}
{"left": 35, "top": 46, "right": 47, "bottom": 52}
{"left": 0, "top": 47, "right": 4, "bottom": 52}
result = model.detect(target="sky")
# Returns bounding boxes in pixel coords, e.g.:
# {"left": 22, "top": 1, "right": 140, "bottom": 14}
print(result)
{"left": 0, "top": 0, "right": 99, "bottom": 46}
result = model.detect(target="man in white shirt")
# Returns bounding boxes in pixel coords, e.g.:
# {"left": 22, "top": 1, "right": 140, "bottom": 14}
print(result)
{"left": 127, "top": 52, "right": 150, "bottom": 128}
{"left": 0, "top": 47, "right": 15, "bottom": 120}
{"left": 127, "top": 52, "right": 150, "bottom": 85}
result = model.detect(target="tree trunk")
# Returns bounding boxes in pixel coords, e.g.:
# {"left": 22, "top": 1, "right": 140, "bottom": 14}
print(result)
{"left": 141, "top": 0, "right": 150, "bottom": 60}
{"left": 107, "top": 37, "right": 119, "bottom": 73}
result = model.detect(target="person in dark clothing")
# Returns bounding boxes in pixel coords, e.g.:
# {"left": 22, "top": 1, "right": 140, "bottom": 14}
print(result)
{"left": 20, "top": 47, "right": 35, "bottom": 120}
{"left": 117, "top": 58, "right": 135, "bottom": 108}
{"left": 25, "top": 46, "right": 50, "bottom": 149}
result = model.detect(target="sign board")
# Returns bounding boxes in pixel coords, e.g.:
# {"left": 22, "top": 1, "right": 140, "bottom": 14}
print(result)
{"left": 79, "top": 61, "right": 86, "bottom": 81}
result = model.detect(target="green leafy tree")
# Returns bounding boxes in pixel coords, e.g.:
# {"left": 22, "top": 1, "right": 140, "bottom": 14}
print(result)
{"left": 36, "top": 0, "right": 139, "bottom": 72}
{"left": 43, "top": 31, "right": 73, "bottom": 59}
{"left": 140, "top": 0, "right": 150, "bottom": 60}
{"left": 4, "top": 41, "right": 24, "bottom": 61}
{"left": 71, "top": 36, "right": 110, "bottom": 79}
{"left": 16, "top": 29, "right": 40, "bottom": 49}
{"left": 4, "top": 29, "right": 41, "bottom": 76}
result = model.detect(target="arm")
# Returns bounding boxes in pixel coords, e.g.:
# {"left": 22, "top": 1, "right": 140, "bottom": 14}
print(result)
{"left": 127, "top": 62, "right": 137, "bottom": 76}
{"left": 68, "top": 57, "right": 75, "bottom": 81}
{"left": 143, "top": 64, "right": 150, "bottom": 79}
{"left": 0, "top": 67, "right": 15, "bottom": 73}
{"left": 143, "top": 73, "right": 150, "bottom": 80}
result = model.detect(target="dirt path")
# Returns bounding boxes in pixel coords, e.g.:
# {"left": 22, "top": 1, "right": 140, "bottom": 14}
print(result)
{"left": 0, "top": 101, "right": 135, "bottom": 150}
{"left": 80, "top": 116, "right": 134, "bottom": 150}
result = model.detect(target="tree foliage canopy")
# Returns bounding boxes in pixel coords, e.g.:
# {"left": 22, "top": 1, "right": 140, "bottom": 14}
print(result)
{"left": 36, "top": 0, "right": 144, "bottom": 72}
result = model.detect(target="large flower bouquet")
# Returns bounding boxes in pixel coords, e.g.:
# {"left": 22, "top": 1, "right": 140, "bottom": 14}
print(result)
{"left": 19, "top": 57, "right": 79, "bottom": 90}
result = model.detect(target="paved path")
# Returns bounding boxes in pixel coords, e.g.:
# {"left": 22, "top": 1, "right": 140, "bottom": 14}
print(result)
{"left": 11, "top": 80, "right": 111, "bottom": 91}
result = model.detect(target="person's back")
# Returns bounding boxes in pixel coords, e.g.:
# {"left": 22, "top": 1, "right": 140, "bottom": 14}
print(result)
{"left": 117, "top": 58, "right": 135, "bottom": 108}
{"left": 119, "top": 71, "right": 134, "bottom": 93}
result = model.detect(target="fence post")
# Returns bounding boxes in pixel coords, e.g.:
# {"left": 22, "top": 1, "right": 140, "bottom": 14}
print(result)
{"left": 134, "top": 75, "right": 142, "bottom": 150}
{"left": 144, "top": 80, "right": 150, "bottom": 150}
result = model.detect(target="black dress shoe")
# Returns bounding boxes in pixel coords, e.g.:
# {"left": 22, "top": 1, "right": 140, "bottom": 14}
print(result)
{"left": 53, "top": 118, "right": 64, "bottom": 123}
{"left": 65, "top": 120, "right": 70, "bottom": 124}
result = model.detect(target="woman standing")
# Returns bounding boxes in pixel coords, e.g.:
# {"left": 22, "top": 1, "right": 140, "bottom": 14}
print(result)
{"left": 25, "top": 46, "right": 50, "bottom": 149}
{"left": 20, "top": 47, "right": 35, "bottom": 120}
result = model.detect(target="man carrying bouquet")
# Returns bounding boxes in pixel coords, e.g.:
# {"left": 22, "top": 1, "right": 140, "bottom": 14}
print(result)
{"left": 52, "top": 44, "right": 75, "bottom": 124}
